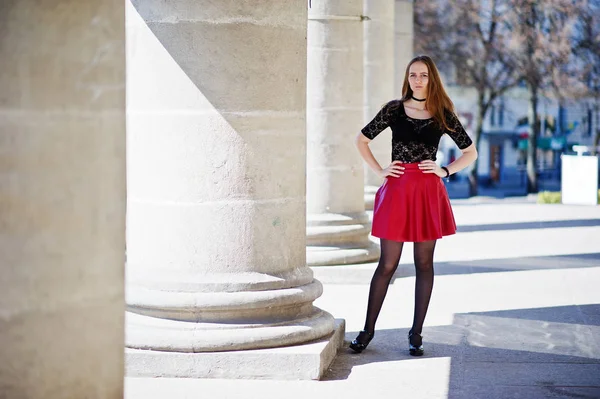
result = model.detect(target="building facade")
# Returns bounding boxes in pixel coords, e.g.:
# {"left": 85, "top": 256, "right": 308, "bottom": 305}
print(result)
{"left": 441, "top": 85, "right": 599, "bottom": 194}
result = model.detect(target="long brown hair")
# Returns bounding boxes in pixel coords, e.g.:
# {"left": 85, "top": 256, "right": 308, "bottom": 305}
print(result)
{"left": 399, "top": 55, "right": 456, "bottom": 131}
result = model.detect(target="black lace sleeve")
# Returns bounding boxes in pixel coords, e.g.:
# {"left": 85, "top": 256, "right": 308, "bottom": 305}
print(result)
{"left": 445, "top": 111, "right": 473, "bottom": 149}
{"left": 361, "top": 102, "right": 395, "bottom": 140}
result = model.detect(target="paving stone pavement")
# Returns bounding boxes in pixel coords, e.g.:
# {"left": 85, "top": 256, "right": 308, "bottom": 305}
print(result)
{"left": 126, "top": 202, "right": 600, "bottom": 399}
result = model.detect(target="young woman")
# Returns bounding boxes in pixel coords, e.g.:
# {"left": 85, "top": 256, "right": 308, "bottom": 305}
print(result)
{"left": 351, "top": 55, "right": 477, "bottom": 356}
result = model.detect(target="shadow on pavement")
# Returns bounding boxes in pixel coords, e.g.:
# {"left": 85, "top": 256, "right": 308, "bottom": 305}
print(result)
{"left": 463, "top": 304, "right": 600, "bottom": 327}
{"left": 324, "top": 305, "right": 600, "bottom": 398}
{"left": 457, "top": 219, "right": 600, "bottom": 233}
{"left": 390, "top": 253, "right": 600, "bottom": 281}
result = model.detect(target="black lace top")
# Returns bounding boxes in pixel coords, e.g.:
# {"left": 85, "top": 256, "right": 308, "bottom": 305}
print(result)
{"left": 361, "top": 100, "right": 473, "bottom": 163}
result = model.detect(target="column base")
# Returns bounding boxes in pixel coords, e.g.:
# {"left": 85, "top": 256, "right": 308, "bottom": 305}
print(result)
{"left": 126, "top": 304, "right": 335, "bottom": 352}
{"left": 307, "top": 212, "right": 380, "bottom": 266}
{"left": 306, "top": 241, "right": 380, "bottom": 266}
{"left": 126, "top": 319, "right": 345, "bottom": 380}
{"left": 364, "top": 185, "right": 379, "bottom": 210}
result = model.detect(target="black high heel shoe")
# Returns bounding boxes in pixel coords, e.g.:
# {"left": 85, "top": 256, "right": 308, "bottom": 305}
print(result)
{"left": 408, "top": 330, "right": 424, "bottom": 356}
{"left": 349, "top": 330, "right": 374, "bottom": 353}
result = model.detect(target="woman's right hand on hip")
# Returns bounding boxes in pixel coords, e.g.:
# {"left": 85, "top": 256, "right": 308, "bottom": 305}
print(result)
{"left": 377, "top": 161, "right": 405, "bottom": 178}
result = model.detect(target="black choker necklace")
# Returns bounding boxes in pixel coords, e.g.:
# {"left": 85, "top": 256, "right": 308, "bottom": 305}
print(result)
{"left": 412, "top": 96, "right": 426, "bottom": 102}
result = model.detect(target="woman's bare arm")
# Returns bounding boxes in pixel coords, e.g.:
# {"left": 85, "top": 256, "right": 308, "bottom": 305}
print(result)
{"left": 354, "top": 132, "right": 404, "bottom": 178}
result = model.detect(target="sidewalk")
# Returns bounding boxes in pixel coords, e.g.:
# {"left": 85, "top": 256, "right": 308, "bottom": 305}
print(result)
{"left": 445, "top": 180, "right": 563, "bottom": 200}
{"left": 126, "top": 202, "right": 600, "bottom": 399}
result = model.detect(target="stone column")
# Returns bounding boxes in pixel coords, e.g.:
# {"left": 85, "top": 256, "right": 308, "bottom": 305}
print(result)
{"left": 0, "top": 1, "right": 126, "bottom": 398}
{"left": 395, "top": 0, "right": 414, "bottom": 96}
{"left": 125, "top": 0, "right": 342, "bottom": 380}
{"left": 363, "top": 0, "right": 396, "bottom": 210}
{"left": 307, "top": 0, "right": 380, "bottom": 266}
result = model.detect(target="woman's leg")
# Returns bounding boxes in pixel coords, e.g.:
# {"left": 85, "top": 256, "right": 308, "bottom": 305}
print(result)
{"left": 411, "top": 239, "right": 437, "bottom": 336}
{"left": 362, "top": 238, "right": 404, "bottom": 335}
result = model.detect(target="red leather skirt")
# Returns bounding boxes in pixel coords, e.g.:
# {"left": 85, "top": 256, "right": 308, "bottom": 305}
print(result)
{"left": 372, "top": 163, "right": 456, "bottom": 242}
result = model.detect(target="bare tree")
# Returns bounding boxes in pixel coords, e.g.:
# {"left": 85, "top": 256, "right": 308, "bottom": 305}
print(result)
{"left": 505, "top": 0, "right": 579, "bottom": 193}
{"left": 415, "top": 0, "right": 520, "bottom": 196}
{"left": 573, "top": 0, "right": 600, "bottom": 155}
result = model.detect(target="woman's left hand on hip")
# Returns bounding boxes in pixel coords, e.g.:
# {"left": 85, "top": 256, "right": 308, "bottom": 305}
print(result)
{"left": 418, "top": 160, "right": 445, "bottom": 178}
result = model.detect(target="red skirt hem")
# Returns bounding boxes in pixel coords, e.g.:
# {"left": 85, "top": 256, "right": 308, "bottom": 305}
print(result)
{"left": 371, "top": 163, "right": 457, "bottom": 243}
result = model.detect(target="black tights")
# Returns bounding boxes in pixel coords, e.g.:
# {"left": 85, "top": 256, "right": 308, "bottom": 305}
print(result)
{"left": 363, "top": 238, "right": 436, "bottom": 336}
